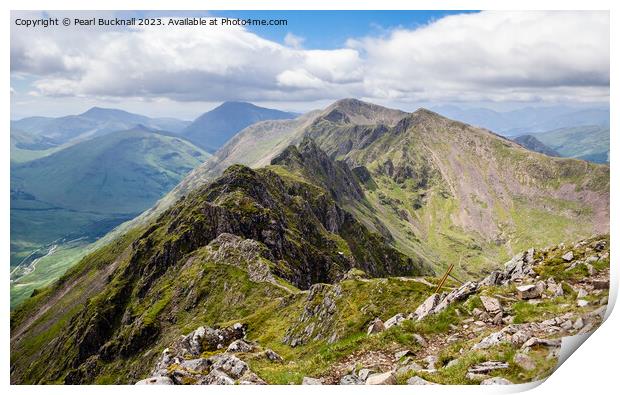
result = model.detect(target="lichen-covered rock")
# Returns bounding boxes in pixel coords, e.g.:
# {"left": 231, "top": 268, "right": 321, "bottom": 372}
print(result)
{"left": 136, "top": 376, "right": 174, "bottom": 385}
{"left": 365, "top": 372, "right": 396, "bottom": 385}
{"left": 407, "top": 376, "right": 437, "bottom": 385}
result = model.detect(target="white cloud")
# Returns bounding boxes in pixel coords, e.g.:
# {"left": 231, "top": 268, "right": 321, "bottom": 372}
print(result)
{"left": 11, "top": 11, "right": 610, "bottom": 105}
{"left": 284, "top": 32, "right": 305, "bottom": 49}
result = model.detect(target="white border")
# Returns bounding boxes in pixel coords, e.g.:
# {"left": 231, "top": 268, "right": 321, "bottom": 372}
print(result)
{"left": 3, "top": 1, "right": 617, "bottom": 394}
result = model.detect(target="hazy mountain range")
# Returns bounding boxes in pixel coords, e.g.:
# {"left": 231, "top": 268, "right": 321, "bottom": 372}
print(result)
{"left": 431, "top": 104, "right": 609, "bottom": 137}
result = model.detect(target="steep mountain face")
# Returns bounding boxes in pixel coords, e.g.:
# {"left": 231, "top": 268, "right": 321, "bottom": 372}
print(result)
{"left": 11, "top": 107, "right": 190, "bottom": 145}
{"left": 513, "top": 135, "right": 560, "bottom": 157}
{"left": 10, "top": 144, "right": 427, "bottom": 384}
{"left": 10, "top": 128, "right": 210, "bottom": 305}
{"left": 181, "top": 102, "right": 297, "bottom": 152}
{"left": 533, "top": 125, "right": 609, "bottom": 164}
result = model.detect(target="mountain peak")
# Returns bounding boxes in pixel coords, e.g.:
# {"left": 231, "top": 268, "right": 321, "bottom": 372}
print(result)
{"left": 322, "top": 99, "right": 407, "bottom": 126}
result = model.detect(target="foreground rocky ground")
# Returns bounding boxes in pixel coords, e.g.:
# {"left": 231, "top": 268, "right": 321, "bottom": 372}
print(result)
{"left": 136, "top": 236, "right": 610, "bottom": 385}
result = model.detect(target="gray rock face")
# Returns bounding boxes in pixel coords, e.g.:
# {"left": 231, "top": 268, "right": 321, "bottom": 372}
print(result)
{"left": 367, "top": 318, "right": 386, "bottom": 335}
{"left": 414, "top": 293, "right": 440, "bottom": 320}
{"left": 179, "top": 323, "right": 247, "bottom": 355}
{"left": 365, "top": 372, "right": 397, "bottom": 385}
{"left": 480, "top": 377, "right": 513, "bottom": 385}
{"left": 407, "top": 376, "right": 437, "bottom": 385}
{"left": 136, "top": 376, "right": 174, "bottom": 385}
{"left": 302, "top": 377, "right": 323, "bottom": 385}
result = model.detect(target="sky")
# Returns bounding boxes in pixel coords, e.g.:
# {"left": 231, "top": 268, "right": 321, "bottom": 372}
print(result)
{"left": 10, "top": 10, "right": 610, "bottom": 120}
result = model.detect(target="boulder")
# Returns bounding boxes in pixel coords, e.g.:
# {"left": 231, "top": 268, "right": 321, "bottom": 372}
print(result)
{"left": 513, "top": 353, "right": 536, "bottom": 371}
{"left": 238, "top": 371, "right": 266, "bottom": 385}
{"left": 208, "top": 354, "right": 248, "bottom": 379}
{"left": 521, "top": 337, "right": 561, "bottom": 349}
{"left": 226, "top": 339, "right": 254, "bottom": 353}
{"left": 367, "top": 318, "right": 386, "bottom": 335}
{"left": 365, "top": 372, "right": 397, "bottom": 385}
{"left": 577, "top": 288, "right": 588, "bottom": 298}
{"left": 516, "top": 284, "right": 542, "bottom": 300}
{"left": 562, "top": 251, "right": 574, "bottom": 262}
{"left": 384, "top": 313, "right": 406, "bottom": 329}
{"left": 480, "top": 377, "right": 513, "bottom": 385}
{"left": 472, "top": 331, "right": 507, "bottom": 350}
{"left": 407, "top": 376, "right": 437, "bottom": 385}
{"left": 263, "top": 349, "right": 283, "bottom": 362}
{"left": 180, "top": 358, "right": 210, "bottom": 372}
{"left": 136, "top": 376, "right": 174, "bottom": 385}
{"left": 414, "top": 293, "right": 440, "bottom": 320}
{"left": 302, "top": 377, "right": 323, "bottom": 385}
{"left": 200, "top": 369, "right": 234, "bottom": 385}
{"left": 480, "top": 296, "right": 502, "bottom": 313}
{"left": 396, "top": 362, "right": 423, "bottom": 375}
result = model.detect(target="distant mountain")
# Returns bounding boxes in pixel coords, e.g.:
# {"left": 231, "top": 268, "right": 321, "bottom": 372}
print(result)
{"left": 533, "top": 125, "right": 609, "bottom": 164}
{"left": 432, "top": 105, "right": 609, "bottom": 136}
{"left": 11, "top": 107, "right": 190, "bottom": 145}
{"left": 181, "top": 101, "right": 297, "bottom": 152}
{"left": 512, "top": 135, "right": 560, "bottom": 157}
{"left": 10, "top": 127, "right": 210, "bottom": 278}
